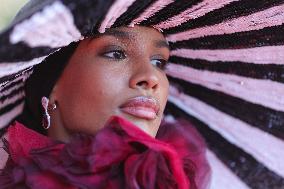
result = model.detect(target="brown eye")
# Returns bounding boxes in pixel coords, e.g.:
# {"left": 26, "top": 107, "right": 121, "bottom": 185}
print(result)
{"left": 151, "top": 59, "right": 168, "bottom": 70}
{"left": 103, "top": 50, "right": 126, "bottom": 60}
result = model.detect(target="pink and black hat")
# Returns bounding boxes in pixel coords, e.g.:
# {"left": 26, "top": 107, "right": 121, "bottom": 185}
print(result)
{"left": 1, "top": 0, "right": 284, "bottom": 188}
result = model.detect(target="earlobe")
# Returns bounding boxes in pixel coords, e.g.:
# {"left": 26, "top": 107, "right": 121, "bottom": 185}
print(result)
{"left": 48, "top": 84, "right": 59, "bottom": 104}
{"left": 46, "top": 84, "right": 71, "bottom": 141}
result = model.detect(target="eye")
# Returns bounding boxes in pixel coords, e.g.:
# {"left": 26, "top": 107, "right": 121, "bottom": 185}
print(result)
{"left": 103, "top": 50, "right": 126, "bottom": 60}
{"left": 151, "top": 59, "right": 168, "bottom": 70}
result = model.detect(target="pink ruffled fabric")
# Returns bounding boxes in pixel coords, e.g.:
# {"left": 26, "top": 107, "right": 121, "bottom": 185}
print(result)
{"left": 0, "top": 116, "right": 210, "bottom": 189}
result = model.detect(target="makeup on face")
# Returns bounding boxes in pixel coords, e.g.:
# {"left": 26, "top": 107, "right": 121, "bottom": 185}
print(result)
{"left": 49, "top": 26, "right": 170, "bottom": 141}
{"left": 119, "top": 96, "right": 160, "bottom": 120}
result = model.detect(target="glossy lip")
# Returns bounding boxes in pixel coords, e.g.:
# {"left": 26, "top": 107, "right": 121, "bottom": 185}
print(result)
{"left": 119, "top": 96, "right": 160, "bottom": 120}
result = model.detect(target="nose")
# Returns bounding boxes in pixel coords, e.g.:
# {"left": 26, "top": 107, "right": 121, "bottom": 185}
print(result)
{"left": 129, "top": 62, "right": 159, "bottom": 91}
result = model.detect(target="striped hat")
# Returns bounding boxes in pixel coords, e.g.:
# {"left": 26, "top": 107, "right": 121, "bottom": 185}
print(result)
{"left": 1, "top": 0, "right": 284, "bottom": 188}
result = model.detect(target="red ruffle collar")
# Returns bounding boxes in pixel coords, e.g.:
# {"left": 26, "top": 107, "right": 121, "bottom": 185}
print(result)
{"left": 0, "top": 116, "right": 210, "bottom": 189}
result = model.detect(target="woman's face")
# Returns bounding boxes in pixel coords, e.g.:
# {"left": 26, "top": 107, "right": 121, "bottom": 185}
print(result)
{"left": 49, "top": 26, "right": 170, "bottom": 141}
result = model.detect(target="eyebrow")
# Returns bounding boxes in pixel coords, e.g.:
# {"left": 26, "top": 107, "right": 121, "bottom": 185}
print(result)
{"left": 154, "top": 40, "right": 170, "bottom": 50}
{"left": 93, "top": 29, "right": 170, "bottom": 50}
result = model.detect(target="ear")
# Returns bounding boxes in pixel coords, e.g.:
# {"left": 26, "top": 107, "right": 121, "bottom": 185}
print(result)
{"left": 47, "top": 83, "right": 72, "bottom": 142}
{"left": 48, "top": 83, "right": 59, "bottom": 104}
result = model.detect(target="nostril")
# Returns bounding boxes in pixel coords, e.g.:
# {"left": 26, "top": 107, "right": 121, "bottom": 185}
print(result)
{"left": 136, "top": 80, "right": 158, "bottom": 90}
{"left": 137, "top": 81, "right": 147, "bottom": 87}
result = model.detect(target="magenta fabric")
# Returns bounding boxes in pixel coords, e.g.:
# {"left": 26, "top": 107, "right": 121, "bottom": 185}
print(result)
{"left": 0, "top": 116, "right": 210, "bottom": 189}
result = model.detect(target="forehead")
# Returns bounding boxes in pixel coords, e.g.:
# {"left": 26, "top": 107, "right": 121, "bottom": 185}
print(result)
{"left": 93, "top": 26, "right": 170, "bottom": 49}
{"left": 104, "top": 26, "right": 163, "bottom": 38}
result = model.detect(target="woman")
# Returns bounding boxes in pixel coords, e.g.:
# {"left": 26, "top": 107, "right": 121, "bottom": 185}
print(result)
{"left": 4, "top": 0, "right": 283, "bottom": 188}
{"left": 0, "top": 0, "right": 211, "bottom": 188}
{"left": 28, "top": 26, "right": 171, "bottom": 141}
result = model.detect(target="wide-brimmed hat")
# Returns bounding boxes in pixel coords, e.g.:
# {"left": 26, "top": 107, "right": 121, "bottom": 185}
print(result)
{"left": 1, "top": 0, "right": 284, "bottom": 188}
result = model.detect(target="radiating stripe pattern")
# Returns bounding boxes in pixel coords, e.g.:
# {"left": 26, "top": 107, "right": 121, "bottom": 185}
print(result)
{"left": 0, "top": 0, "right": 284, "bottom": 188}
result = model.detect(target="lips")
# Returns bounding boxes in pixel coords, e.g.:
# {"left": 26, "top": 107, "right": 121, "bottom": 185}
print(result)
{"left": 119, "top": 96, "right": 160, "bottom": 120}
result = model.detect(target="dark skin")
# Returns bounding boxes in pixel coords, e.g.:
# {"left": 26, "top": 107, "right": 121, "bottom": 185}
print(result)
{"left": 47, "top": 26, "right": 170, "bottom": 142}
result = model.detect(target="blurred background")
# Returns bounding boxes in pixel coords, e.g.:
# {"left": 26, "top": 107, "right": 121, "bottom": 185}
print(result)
{"left": 0, "top": 0, "right": 28, "bottom": 31}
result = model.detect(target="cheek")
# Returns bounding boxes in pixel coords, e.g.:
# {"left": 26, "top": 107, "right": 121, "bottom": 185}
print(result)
{"left": 159, "top": 74, "right": 169, "bottom": 107}
{"left": 56, "top": 64, "right": 127, "bottom": 133}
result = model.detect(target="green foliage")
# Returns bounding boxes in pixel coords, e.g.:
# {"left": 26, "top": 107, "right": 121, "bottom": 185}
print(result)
{"left": 0, "top": 0, "right": 28, "bottom": 31}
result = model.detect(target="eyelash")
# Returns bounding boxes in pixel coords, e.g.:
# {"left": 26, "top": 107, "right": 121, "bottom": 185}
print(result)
{"left": 151, "top": 59, "right": 168, "bottom": 70}
{"left": 102, "top": 49, "right": 168, "bottom": 70}
{"left": 103, "top": 50, "right": 127, "bottom": 60}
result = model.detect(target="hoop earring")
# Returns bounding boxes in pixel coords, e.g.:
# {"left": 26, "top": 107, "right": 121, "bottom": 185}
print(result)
{"left": 41, "top": 96, "right": 57, "bottom": 129}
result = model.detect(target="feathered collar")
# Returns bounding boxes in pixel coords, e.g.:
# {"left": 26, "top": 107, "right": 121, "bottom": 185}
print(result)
{"left": 0, "top": 116, "right": 210, "bottom": 189}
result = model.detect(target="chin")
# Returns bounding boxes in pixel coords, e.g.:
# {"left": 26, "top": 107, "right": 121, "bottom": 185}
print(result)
{"left": 134, "top": 121, "right": 158, "bottom": 137}
{"left": 118, "top": 113, "right": 159, "bottom": 137}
